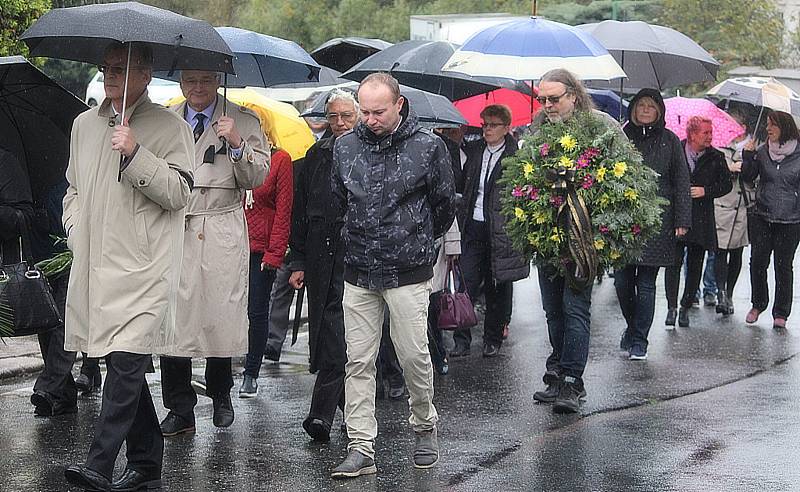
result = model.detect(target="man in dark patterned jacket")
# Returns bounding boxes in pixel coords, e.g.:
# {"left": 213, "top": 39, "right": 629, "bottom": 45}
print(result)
{"left": 330, "top": 73, "right": 455, "bottom": 478}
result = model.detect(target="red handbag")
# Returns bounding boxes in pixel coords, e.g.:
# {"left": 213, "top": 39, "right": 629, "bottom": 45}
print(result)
{"left": 437, "top": 258, "right": 478, "bottom": 331}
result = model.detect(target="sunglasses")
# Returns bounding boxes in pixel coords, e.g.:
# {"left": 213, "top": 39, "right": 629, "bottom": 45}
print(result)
{"left": 98, "top": 64, "right": 145, "bottom": 76}
{"left": 536, "top": 91, "right": 570, "bottom": 105}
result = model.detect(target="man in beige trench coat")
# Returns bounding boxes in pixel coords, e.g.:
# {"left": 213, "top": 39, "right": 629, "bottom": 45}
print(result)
{"left": 63, "top": 43, "right": 195, "bottom": 491}
{"left": 159, "top": 70, "right": 269, "bottom": 436}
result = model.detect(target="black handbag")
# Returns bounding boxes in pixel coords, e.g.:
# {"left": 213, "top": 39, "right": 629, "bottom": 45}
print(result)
{"left": 0, "top": 211, "right": 62, "bottom": 337}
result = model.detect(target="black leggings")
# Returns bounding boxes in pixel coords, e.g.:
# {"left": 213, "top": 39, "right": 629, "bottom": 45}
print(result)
{"left": 714, "top": 247, "right": 743, "bottom": 297}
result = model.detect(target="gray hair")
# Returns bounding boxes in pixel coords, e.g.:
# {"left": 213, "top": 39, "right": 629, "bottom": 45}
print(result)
{"left": 326, "top": 89, "right": 359, "bottom": 112}
{"left": 539, "top": 69, "right": 594, "bottom": 112}
{"left": 179, "top": 70, "right": 222, "bottom": 83}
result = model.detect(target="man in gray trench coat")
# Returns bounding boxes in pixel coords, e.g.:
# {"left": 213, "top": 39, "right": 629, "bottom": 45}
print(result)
{"left": 63, "top": 43, "right": 195, "bottom": 491}
{"left": 159, "top": 70, "right": 268, "bottom": 435}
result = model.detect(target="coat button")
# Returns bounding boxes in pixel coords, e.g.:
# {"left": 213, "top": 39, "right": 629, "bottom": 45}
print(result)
{"left": 138, "top": 179, "right": 146, "bottom": 186}
{"left": 200, "top": 189, "right": 206, "bottom": 195}
{"left": 198, "top": 233, "right": 204, "bottom": 240}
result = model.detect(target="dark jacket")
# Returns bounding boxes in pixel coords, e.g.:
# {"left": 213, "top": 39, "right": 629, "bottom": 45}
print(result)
{"left": 459, "top": 133, "right": 530, "bottom": 282}
{"left": 681, "top": 141, "right": 732, "bottom": 250}
{"left": 742, "top": 143, "right": 800, "bottom": 224}
{"left": 332, "top": 102, "right": 456, "bottom": 290}
{"left": 0, "top": 148, "right": 34, "bottom": 265}
{"left": 288, "top": 136, "right": 346, "bottom": 373}
{"left": 624, "top": 89, "right": 692, "bottom": 266}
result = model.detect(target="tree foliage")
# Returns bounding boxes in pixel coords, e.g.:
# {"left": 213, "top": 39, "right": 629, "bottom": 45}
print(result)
{"left": 0, "top": 0, "right": 50, "bottom": 58}
{"left": 658, "top": 0, "right": 784, "bottom": 70}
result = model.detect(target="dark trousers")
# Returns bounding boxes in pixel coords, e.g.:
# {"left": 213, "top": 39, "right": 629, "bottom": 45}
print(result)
{"left": 33, "top": 274, "right": 78, "bottom": 411}
{"left": 748, "top": 215, "right": 800, "bottom": 318}
{"left": 308, "top": 368, "right": 345, "bottom": 427}
{"left": 614, "top": 265, "right": 659, "bottom": 351}
{"left": 377, "top": 309, "right": 404, "bottom": 393}
{"left": 538, "top": 267, "right": 592, "bottom": 385}
{"left": 80, "top": 354, "right": 101, "bottom": 376}
{"left": 86, "top": 352, "right": 162, "bottom": 480}
{"left": 245, "top": 253, "right": 277, "bottom": 377}
{"left": 715, "top": 247, "right": 744, "bottom": 297}
{"left": 427, "top": 291, "right": 447, "bottom": 370}
{"left": 665, "top": 241, "right": 706, "bottom": 309}
{"left": 454, "top": 218, "right": 513, "bottom": 347}
{"left": 160, "top": 356, "right": 232, "bottom": 421}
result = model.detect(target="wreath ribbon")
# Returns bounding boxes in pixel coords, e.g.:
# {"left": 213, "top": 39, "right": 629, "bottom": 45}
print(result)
{"left": 545, "top": 166, "right": 598, "bottom": 291}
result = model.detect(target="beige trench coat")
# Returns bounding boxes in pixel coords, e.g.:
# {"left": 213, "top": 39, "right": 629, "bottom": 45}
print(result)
{"left": 167, "top": 96, "right": 269, "bottom": 358}
{"left": 431, "top": 220, "right": 462, "bottom": 292}
{"left": 716, "top": 146, "right": 753, "bottom": 250}
{"left": 63, "top": 94, "right": 194, "bottom": 357}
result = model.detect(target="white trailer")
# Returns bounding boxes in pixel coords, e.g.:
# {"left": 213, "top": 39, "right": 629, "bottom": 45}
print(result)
{"left": 410, "top": 13, "right": 527, "bottom": 45}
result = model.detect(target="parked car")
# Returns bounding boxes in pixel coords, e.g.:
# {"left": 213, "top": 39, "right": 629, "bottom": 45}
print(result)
{"left": 85, "top": 71, "right": 182, "bottom": 106}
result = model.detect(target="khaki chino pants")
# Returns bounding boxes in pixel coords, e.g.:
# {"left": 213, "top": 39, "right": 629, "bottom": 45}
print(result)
{"left": 343, "top": 280, "right": 438, "bottom": 459}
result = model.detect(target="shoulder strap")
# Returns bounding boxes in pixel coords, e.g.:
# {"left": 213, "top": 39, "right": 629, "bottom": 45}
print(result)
{"left": 13, "top": 210, "right": 34, "bottom": 264}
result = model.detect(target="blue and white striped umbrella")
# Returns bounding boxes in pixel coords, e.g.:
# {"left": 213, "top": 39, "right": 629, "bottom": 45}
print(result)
{"left": 442, "top": 17, "right": 626, "bottom": 82}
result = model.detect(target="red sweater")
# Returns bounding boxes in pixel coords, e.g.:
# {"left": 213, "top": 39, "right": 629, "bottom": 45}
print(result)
{"left": 245, "top": 149, "right": 293, "bottom": 268}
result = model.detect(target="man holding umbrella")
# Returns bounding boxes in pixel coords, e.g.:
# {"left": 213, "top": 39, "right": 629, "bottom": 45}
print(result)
{"left": 159, "top": 69, "right": 268, "bottom": 435}
{"left": 63, "top": 42, "right": 195, "bottom": 491}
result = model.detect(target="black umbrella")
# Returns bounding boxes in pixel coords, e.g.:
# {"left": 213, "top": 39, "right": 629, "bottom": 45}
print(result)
{"left": 301, "top": 86, "right": 467, "bottom": 128}
{"left": 342, "top": 40, "right": 530, "bottom": 101}
{"left": 0, "top": 56, "right": 88, "bottom": 199}
{"left": 311, "top": 37, "right": 392, "bottom": 73}
{"left": 20, "top": 2, "right": 234, "bottom": 74}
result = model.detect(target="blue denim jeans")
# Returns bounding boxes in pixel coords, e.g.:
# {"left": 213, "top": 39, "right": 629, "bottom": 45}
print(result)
{"left": 614, "top": 265, "right": 658, "bottom": 351}
{"left": 537, "top": 267, "right": 592, "bottom": 384}
{"left": 244, "top": 253, "right": 276, "bottom": 377}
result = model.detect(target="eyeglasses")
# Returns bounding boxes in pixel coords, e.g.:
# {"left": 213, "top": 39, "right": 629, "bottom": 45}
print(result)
{"left": 326, "top": 112, "right": 356, "bottom": 122}
{"left": 481, "top": 122, "right": 507, "bottom": 129}
{"left": 98, "top": 64, "right": 145, "bottom": 76}
{"left": 536, "top": 91, "right": 570, "bottom": 105}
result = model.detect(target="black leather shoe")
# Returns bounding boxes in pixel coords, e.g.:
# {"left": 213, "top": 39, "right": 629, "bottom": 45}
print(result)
{"left": 665, "top": 308, "right": 677, "bottom": 326}
{"left": 678, "top": 307, "right": 690, "bottom": 327}
{"left": 482, "top": 342, "right": 500, "bottom": 358}
{"left": 553, "top": 377, "right": 585, "bottom": 414}
{"left": 302, "top": 417, "right": 331, "bottom": 442}
{"left": 111, "top": 468, "right": 162, "bottom": 491}
{"left": 449, "top": 343, "right": 470, "bottom": 358}
{"left": 65, "top": 464, "right": 111, "bottom": 491}
{"left": 31, "top": 391, "right": 53, "bottom": 417}
{"left": 160, "top": 413, "right": 195, "bottom": 437}
{"left": 388, "top": 384, "right": 406, "bottom": 400}
{"left": 212, "top": 393, "right": 234, "bottom": 428}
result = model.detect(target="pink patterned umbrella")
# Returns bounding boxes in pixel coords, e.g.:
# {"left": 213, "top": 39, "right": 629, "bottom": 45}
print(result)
{"left": 663, "top": 96, "right": 745, "bottom": 147}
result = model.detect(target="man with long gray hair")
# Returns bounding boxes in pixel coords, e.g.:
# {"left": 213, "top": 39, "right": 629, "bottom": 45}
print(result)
{"left": 530, "top": 69, "right": 624, "bottom": 414}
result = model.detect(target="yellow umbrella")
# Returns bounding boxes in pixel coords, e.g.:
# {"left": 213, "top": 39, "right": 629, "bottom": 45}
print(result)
{"left": 166, "top": 88, "right": 316, "bottom": 161}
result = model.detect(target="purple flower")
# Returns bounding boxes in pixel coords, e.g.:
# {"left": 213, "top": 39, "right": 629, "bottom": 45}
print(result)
{"left": 539, "top": 143, "right": 550, "bottom": 157}
{"left": 529, "top": 187, "right": 539, "bottom": 200}
{"left": 576, "top": 156, "right": 590, "bottom": 169}
{"left": 600, "top": 225, "right": 610, "bottom": 234}
{"left": 549, "top": 195, "right": 564, "bottom": 208}
{"left": 512, "top": 186, "right": 524, "bottom": 198}
{"left": 632, "top": 224, "right": 642, "bottom": 235}
{"left": 581, "top": 175, "right": 594, "bottom": 189}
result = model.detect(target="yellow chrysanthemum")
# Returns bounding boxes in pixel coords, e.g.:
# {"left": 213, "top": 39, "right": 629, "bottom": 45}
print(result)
{"left": 527, "top": 233, "right": 539, "bottom": 247}
{"left": 559, "top": 134, "right": 577, "bottom": 151}
{"left": 613, "top": 161, "right": 627, "bottom": 178}
{"left": 594, "top": 238, "right": 605, "bottom": 250}
{"left": 609, "top": 250, "right": 621, "bottom": 260}
{"left": 559, "top": 156, "right": 574, "bottom": 169}
{"left": 624, "top": 188, "right": 639, "bottom": 201}
{"left": 596, "top": 167, "right": 607, "bottom": 182}
{"left": 523, "top": 163, "right": 534, "bottom": 178}
{"left": 534, "top": 210, "right": 549, "bottom": 224}
{"left": 599, "top": 193, "right": 611, "bottom": 207}
{"left": 549, "top": 229, "right": 562, "bottom": 243}
{"left": 514, "top": 207, "right": 526, "bottom": 220}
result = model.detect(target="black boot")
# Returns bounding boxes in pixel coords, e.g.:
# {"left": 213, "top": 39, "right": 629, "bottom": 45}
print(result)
{"left": 665, "top": 308, "right": 677, "bottom": 326}
{"left": 716, "top": 291, "right": 731, "bottom": 315}
{"left": 553, "top": 376, "right": 585, "bottom": 414}
{"left": 212, "top": 392, "right": 234, "bottom": 428}
{"left": 678, "top": 307, "right": 690, "bottom": 327}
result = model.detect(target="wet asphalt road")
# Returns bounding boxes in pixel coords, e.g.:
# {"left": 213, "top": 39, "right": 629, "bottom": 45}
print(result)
{"left": 2, "top": 253, "right": 800, "bottom": 492}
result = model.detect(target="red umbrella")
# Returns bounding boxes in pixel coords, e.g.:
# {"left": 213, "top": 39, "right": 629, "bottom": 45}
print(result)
{"left": 454, "top": 88, "right": 541, "bottom": 127}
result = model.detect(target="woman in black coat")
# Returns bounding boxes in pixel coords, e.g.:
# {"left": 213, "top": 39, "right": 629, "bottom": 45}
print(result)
{"left": 741, "top": 110, "right": 800, "bottom": 329}
{"left": 664, "top": 117, "right": 732, "bottom": 328}
{"left": 615, "top": 89, "right": 691, "bottom": 359}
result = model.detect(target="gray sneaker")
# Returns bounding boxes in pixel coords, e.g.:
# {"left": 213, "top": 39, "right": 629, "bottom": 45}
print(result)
{"left": 331, "top": 450, "right": 377, "bottom": 479}
{"left": 239, "top": 375, "right": 258, "bottom": 398}
{"left": 413, "top": 427, "right": 439, "bottom": 469}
